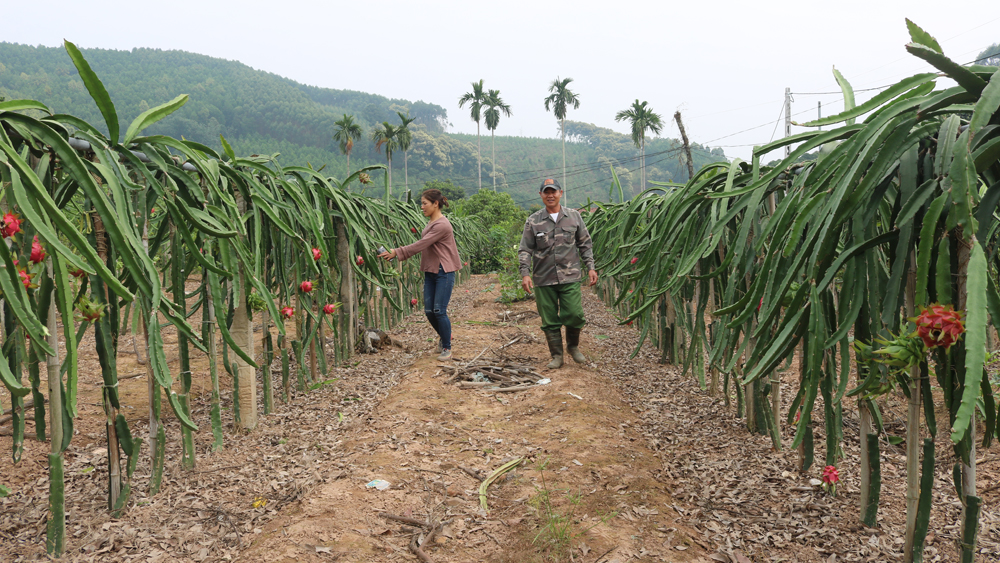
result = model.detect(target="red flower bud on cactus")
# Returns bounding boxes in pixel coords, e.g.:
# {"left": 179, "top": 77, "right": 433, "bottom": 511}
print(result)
{"left": 312, "top": 248, "right": 322, "bottom": 261}
{"left": 626, "top": 320, "right": 633, "bottom": 326}
{"left": 356, "top": 256, "right": 364, "bottom": 266}
{"left": 410, "top": 298, "right": 418, "bottom": 306}
{"left": 757, "top": 296, "right": 764, "bottom": 312}
{"left": 821, "top": 465, "right": 839, "bottom": 485}
{"left": 281, "top": 306, "right": 294, "bottom": 319}
{"left": 323, "top": 303, "right": 336, "bottom": 314}
{"left": 1, "top": 212, "right": 23, "bottom": 238}
{"left": 19, "top": 269, "right": 36, "bottom": 289}
{"left": 29, "top": 235, "right": 46, "bottom": 264}
{"left": 411, "top": 227, "right": 418, "bottom": 234}
{"left": 70, "top": 268, "right": 86, "bottom": 279}
{"left": 630, "top": 257, "right": 638, "bottom": 265}
{"left": 75, "top": 295, "right": 105, "bottom": 322}
{"left": 912, "top": 303, "right": 965, "bottom": 350}
{"left": 300, "top": 280, "right": 313, "bottom": 293}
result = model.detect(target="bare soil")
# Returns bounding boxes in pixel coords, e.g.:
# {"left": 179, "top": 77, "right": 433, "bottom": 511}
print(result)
{"left": 1, "top": 274, "right": 998, "bottom": 563}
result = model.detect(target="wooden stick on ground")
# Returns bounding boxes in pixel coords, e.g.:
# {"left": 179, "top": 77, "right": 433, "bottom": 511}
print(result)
{"left": 380, "top": 513, "right": 443, "bottom": 563}
{"left": 0, "top": 399, "right": 36, "bottom": 425}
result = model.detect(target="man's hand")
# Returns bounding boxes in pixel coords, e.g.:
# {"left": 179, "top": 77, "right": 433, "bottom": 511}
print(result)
{"left": 588, "top": 269, "right": 598, "bottom": 286}
{"left": 522, "top": 276, "right": 533, "bottom": 294}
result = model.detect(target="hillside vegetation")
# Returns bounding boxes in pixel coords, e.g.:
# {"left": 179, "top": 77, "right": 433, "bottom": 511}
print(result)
{"left": 0, "top": 42, "right": 727, "bottom": 205}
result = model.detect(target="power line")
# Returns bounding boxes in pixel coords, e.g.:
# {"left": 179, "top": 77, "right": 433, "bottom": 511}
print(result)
{"left": 836, "top": 16, "right": 1000, "bottom": 82}
{"left": 388, "top": 142, "right": 707, "bottom": 193}
{"left": 790, "top": 84, "right": 894, "bottom": 96}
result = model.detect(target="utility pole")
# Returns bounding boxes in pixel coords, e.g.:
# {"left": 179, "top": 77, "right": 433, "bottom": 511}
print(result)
{"left": 673, "top": 111, "right": 696, "bottom": 181}
{"left": 818, "top": 101, "right": 822, "bottom": 131}
{"left": 784, "top": 87, "right": 793, "bottom": 159}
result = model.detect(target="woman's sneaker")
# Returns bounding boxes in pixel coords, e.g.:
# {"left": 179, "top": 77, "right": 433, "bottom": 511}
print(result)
{"left": 437, "top": 349, "right": 452, "bottom": 361}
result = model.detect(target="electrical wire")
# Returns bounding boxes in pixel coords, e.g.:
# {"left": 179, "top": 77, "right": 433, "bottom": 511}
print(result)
{"left": 381, "top": 43, "right": 1000, "bottom": 201}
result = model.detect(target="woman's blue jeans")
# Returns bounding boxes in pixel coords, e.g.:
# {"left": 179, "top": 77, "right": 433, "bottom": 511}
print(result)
{"left": 424, "top": 266, "right": 455, "bottom": 350}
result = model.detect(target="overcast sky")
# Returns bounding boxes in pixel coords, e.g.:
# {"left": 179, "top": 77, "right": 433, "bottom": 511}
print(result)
{"left": 3, "top": 0, "right": 999, "bottom": 162}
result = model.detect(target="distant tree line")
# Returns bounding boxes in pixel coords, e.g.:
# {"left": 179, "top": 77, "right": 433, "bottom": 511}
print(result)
{"left": 0, "top": 42, "right": 728, "bottom": 208}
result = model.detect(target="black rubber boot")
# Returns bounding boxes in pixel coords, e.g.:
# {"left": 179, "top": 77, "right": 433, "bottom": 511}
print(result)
{"left": 544, "top": 329, "right": 564, "bottom": 369}
{"left": 565, "top": 327, "right": 586, "bottom": 364}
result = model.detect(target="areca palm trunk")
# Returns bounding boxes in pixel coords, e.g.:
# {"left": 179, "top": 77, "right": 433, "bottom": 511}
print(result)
{"left": 492, "top": 131, "right": 497, "bottom": 191}
{"left": 641, "top": 136, "right": 646, "bottom": 192}
{"left": 561, "top": 117, "right": 567, "bottom": 206}
{"left": 404, "top": 150, "right": 409, "bottom": 200}
{"left": 477, "top": 121, "right": 482, "bottom": 191}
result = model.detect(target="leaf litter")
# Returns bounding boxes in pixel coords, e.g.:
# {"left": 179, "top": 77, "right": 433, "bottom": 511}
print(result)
{"left": 1, "top": 274, "right": 997, "bottom": 562}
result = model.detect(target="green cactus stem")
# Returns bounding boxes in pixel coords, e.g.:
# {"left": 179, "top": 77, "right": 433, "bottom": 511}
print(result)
{"left": 911, "top": 438, "right": 934, "bottom": 562}
{"left": 960, "top": 495, "right": 981, "bottom": 563}
{"left": 45, "top": 453, "right": 64, "bottom": 555}
{"left": 863, "top": 433, "right": 881, "bottom": 527}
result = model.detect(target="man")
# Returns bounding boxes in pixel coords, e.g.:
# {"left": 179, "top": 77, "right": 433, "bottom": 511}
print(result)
{"left": 518, "top": 178, "right": 599, "bottom": 369}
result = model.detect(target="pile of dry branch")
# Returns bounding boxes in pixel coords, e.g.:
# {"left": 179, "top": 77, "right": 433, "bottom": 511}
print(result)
{"left": 441, "top": 354, "right": 547, "bottom": 393}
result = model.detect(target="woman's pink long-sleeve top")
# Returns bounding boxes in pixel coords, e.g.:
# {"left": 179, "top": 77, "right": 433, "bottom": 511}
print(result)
{"left": 394, "top": 217, "right": 462, "bottom": 273}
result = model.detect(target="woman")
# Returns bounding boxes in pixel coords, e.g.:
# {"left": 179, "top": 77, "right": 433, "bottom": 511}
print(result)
{"left": 379, "top": 189, "right": 462, "bottom": 361}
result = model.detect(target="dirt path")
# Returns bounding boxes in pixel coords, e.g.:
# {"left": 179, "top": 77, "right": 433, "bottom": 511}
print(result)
{"left": 2, "top": 274, "right": 998, "bottom": 562}
{"left": 242, "top": 277, "right": 700, "bottom": 563}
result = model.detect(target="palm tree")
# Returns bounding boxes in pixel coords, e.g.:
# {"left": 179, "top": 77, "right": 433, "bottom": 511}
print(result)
{"left": 333, "top": 114, "right": 363, "bottom": 175}
{"left": 396, "top": 111, "right": 417, "bottom": 200}
{"left": 544, "top": 77, "right": 580, "bottom": 205}
{"left": 371, "top": 122, "right": 401, "bottom": 198}
{"left": 458, "top": 79, "right": 488, "bottom": 191}
{"left": 483, "top": 89, "right": 512, "bottom": 192}
{"left": 615, "top": 100, "right": 663, "bottom": 192}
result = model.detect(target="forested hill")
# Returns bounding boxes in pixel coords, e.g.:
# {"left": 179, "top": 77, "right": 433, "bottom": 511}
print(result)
{"left": 0, "top": 42, "right": 727, "bottom": 206}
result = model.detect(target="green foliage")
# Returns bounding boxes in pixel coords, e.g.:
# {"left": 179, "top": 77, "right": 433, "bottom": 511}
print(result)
{"left": 496, "top": 244, "right": 530, "bottom": 304}
{"left": 0, "top": 42, "right": 446, "bottom": 178}
{"left": 614, "top": 99, "right": 663, "bottom": 149}
{"left": 544, "top": 77, "right": 580, "bottom": 123}
{"left": 975, "top": 42, "right": 1000, "bottom": 67}
{"left": 586, "top": 23, "right": 1000, "bottom": 558}
{"left": 0, "top": 43, "right": 488, "bottom": 547}
{"left": 247, "top": 290, "right": 267, "bottom": 314}
{"left": 0, "top": 43, "right": 729, "bottom": 205}
{"left": 422, "top": 179, "right": 465, "bottom": 201}
{"left": 333, "top": 114, "right": 363, "bottom": 162}
{"left": 452, "top": 190, "right": 526, "bottom": 238}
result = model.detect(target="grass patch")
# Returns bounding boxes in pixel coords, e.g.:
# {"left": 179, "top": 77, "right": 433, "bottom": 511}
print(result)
{"left": 527, "top": 459, "right": 616, "bottom": 562}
